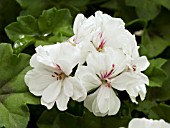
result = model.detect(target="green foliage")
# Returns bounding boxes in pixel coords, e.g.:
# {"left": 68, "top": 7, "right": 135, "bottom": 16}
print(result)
{"left": 126, "top": 0, "right": 161, "bottom": 20}
{"left": 145, "top": 58, "right": 168, "bottom": 87}
{"left": 0, "top": 0, "right": 170, "bottom": 127}
{"left": 16, "top": 0, "right": 89, "bottom": 17}
{"left": 5, "top": 8, "right": 73, "bottom": 54}
{"left": 37, "top": 107, "right": 131, "bottom": 128}
{"left": 0, "top": 43, "right": 39, "bottom": 128}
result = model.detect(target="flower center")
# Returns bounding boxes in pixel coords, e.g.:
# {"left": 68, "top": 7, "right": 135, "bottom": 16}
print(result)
{"left": 96, "top": 39, "right": 105, "bottom": 52}
{"left": 99, "top": 64, "right": 115, "bottom": 88}
{"left": 51, "top": 72, "right": 66, "bottom": 80}
{"left": 128, "top": 65, "right": 137, "bottom": 72}
{"left": 51, "top": 64, "right": 66, "bottom": 80}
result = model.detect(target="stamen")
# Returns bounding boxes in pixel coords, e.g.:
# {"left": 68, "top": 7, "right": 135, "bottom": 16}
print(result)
{"left": 104, "top": 64, "right": 115, "bottom": 78}
{"left": 132, "top": 65, "right": 136, "bottom": 71}
{"left": 99, "top": 64, "right": 114, "bottom": 88}
{"left": 54, "top": 72, "right": 58, "bottom": 75}
{"left": 97, "top": 39, "right": 105, "bottom": 51}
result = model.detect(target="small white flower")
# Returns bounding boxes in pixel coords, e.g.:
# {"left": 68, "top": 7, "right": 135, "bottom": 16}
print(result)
{"left": 76, "top": 49, "right": 129, "bottom": 116}
{"left": 70, "top": 11, "right": 129, "bottom": 64}
{"left": 25, "top": 43, "right": 87, "bottom": 110}
{"left": 128, "top": 118, "right": 170, "bottom": 128}
{"left": 120, "top": 35, "right": 150, "bottom": 103}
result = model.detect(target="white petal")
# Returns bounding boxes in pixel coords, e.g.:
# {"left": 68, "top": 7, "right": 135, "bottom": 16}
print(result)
{"left": 133, "top": 56, "right": 150, "bottom": 71}
{"left": 35, "top": 45, "right": 55, "bottom": 67}
{"left": 138, "top": 84, "right": 147, "bottom": 101}
{"left": 41, "top": 98, "right": 55, "bottom": 109}
{"left": 97, "top": 86, "right": 110, "bottom": 113}
{"left": 108, "top": 88, "right": 121, "bottom": 115}
{"left": 76, "top": 66, "right": 101, "bottom": 91}
{"left": 92, "top": 97, "right": 107, "bottom": 117}
{"left": 128, "top": 118, "right": 170, "bottom": 128}
{"left": 69, "top": 77, "right": 87, "bottom": 101}
{"left": 53, "top": 43, "right": 80, "bottom": 67}
{"left": 30, "top": 54, "right": 38, "bottom": 67}
{"left": 84, "top": 89, "right": 107, "bottom": 116}
{"left": 42, "top": 80, "right": 61, "bottom": 103}
{"left": 73, "top": 14, "right": 85, "bottom": 34}
{"left": 63, "top": 77, "right": 73, "bottom": 97}
{"left": 25, "top": 69, "right": 55, "bottom": 96}
{"left": 56, "top": 89, "right": 70, "bottom": 111}
{"left": 107, "top": 49, "right": 127, "bottom": 76}
{"left": 111, "top": 72, "right": 138, "bottom": 91}
{"left": 56, "top": 60, "right": 73, "bottom": 76}
{"left": 84, "top": 89, "right": 98, "bottom": 113}
{"left": 86, "top": 52, "right": 107, "bottom": 74}
{"left": 138, "top": 73, "right": 149, "bottom": 85}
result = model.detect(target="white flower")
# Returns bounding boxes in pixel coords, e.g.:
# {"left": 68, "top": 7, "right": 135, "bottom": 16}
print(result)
{"left": 76, "top": 49, "right": 129, "bottom": 116}
{"left": 25, "top": 43, "right": 87, "bottom": 111}
{"left": 70, "top": 11, "right": 131, "bottom": 64}
{"left": 119, "top": 35, "right": 150, "bottom": 103}
{"left": 128, "top": 118, "right": 170, "bottom": 128}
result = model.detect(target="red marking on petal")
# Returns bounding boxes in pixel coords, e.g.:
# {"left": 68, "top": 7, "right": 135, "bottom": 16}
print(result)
{"left": 97, "top": 39, "right": 105, "bottom": 51}
{"left": 103, "top": 64, "right": 115, "bottom": 78}
{"left": 99, "top": 33, "right": 102, "bottom": 38}
{"left": 107, "top": 83, "right": 111, "bottom": 88}
{"left": 56, "top": 64, "right": 61, "bottom": 70}
{"left": 100, "top": 73, "right": 104, "bottom": 79}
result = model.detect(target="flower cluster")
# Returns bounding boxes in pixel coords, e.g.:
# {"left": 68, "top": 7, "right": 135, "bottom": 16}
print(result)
{"left": 25, "top": 11, "right": 150, "bottom": 116}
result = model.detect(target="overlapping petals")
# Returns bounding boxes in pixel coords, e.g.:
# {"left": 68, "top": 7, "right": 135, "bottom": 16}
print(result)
{"left": 25, "top": 10, "right": 150, "bottom": 117}
{"left": 25, "top": 43, "right": 87, "bottom": 110}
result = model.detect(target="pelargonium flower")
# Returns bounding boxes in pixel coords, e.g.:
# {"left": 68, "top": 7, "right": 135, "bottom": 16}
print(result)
{"left": 69, "top": 11, "right": 136, "bottom": 64}
{"left": 128, "top": 118, "right": 170, "bottom": 128}
{"left": 76, "top": 49, "right": 129, "bottom": 116}
{"left": 113, "top": 36, "right": 150, "bottom": 103}
{"left": 25, "top": 43, "right": 87, "bottom": 111}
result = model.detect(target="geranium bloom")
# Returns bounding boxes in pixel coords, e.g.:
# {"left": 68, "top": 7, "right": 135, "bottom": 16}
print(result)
{"left": 76, "top": 49, "right": 129, "bottom": 116}
{"left": 113, "top": 36, "right": 150, "bottom": 103}
{"left": 128, "top": 118, "right": 170, "bottom": 128}
{"left": 69, "top": 11, "right": 132, "bottom": 64}
{"left": 25, "top": 43, "right": 87, "bottom": 110}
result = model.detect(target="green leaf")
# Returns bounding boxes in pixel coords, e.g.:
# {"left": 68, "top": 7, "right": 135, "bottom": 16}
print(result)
{"left": 37, "top": 107, "right": 131, "bottom": 128}
{"left": 16, "top": 0, "right": 89, "bottom": 18}
{"left": 16, "top": 0, "right": 53, "bottom": 18}
{"left": 37, "top": 108, "right": 83, "bottom": 128}
{"left": 0, "top": 43, "right": 40, "bottom": 128}
{"left": 38, "top": 8, "right": 73, "bottom": 37}
{"left": 5, "top": 15, "right": 38, "bottom": 42}
{"left": 140, "top": 29, "right": 170, "bottom": 58}
{"left": 125, "top": 0, "right": 161, "bottom": 20}
{"left": 139, "top": 9, "right": 170, "bottom": 58}
{"left": 146, "top": 59, "right": 170, "bottom": 101}
{"left": 151, "top": 104, "right": 170, "bottom": 123}
{"left": 145, "top": 58, "right": 168, "bottom": 87}
{"left": 5, "top": 8, "right": 73, "bottom": 53}
{"left": 0, "top": 0, "right": 21, "bottom": 42}
{"left": 136, "top": 100, "right": 157, "bottom": 116}
{"left": 100, "top": 0, "right": 138, "bottom": 23}
{"left": 154, "top": 0, "right": 170, "bottom": 10}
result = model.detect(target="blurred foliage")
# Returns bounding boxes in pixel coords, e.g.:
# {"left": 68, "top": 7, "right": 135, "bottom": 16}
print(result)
{"left": 0, "top": 0, "right": 170, "bottom": 128}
